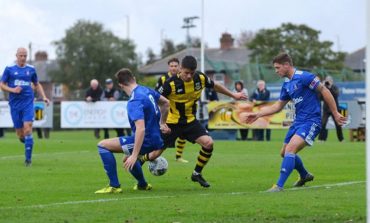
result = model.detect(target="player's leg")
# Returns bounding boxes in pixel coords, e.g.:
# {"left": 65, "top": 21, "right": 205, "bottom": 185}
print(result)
{"left": 273, "top": 136, "right": 306, "bottom": 189}
{"left": 23, "top": 121, "right": 33, "bottom": 166}
{"left": 121, "top": 137, "right": 153, "bottom": 190}
{"left": 21, "top": 104, "right": 35, "bottom": 166}
{"left": 280, "top": 143, "right": 310, "bottom": 185}
{"left": 95, "top": 137, "right": 123, "bottom": 194}
{"left": 270, "top": 123, "right": 320, "bottom": 191}
{"left": 175, "top": 136, "right": 188, "bottom": 163}
{"left": 139, "top": 123, "right": 178, "bottom": 164}
{"left": 184, "top": 121, "right": 213, "bottom": 187}
{"left": 10, "top": 109, "right": 25, "bottom": 143}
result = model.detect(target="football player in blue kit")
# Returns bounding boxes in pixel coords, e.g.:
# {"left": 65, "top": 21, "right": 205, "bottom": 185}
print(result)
{"left": 240, "top": 53, "right": 346, "bottom": 192}
{"left": 0, "top": 47, "right": 50, "bottom": 166}
{"left": 95, "top": 68, "right": 170, "bottom": 194}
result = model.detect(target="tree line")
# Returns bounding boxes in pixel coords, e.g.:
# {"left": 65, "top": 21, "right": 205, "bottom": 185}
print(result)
{"left": 50, "top": 20, "right": 347, "bottom": 92}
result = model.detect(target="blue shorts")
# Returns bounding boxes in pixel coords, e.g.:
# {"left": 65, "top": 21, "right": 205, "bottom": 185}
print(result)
{"left": 10, "top": 104, "right": 34, "bottom": 129}
{"left": 119, "top": 136, "right": 163, "bottom": 155}
{"left": 284, "top": 121, "right": 321, "bottom": 146}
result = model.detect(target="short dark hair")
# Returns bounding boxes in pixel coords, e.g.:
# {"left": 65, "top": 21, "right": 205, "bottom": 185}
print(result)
{"left": 181, "top": 56, "right": 197, "bottom": 70}
{"left": 167, "top": 57, "right": 179, "bottom": 65}
{"left": 272, "top": 53, "right": 293, "bottom": 66}
{"left": 115, "top": 68, "right": 135, "bottom": 86}
{"left": 235, "top": 80, "right": 244, "bottom": 89}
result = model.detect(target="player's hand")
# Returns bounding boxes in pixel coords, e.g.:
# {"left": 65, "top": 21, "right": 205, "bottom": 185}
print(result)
{"left": 333, "top": 112, "right": 347, "bottom": 126}
{"left": 160, "top": 123, "right": 171, "bottom": 134}
{"left": 43, "top": 97, "right": 50, "bottom": 106}
{"left": 13, "top": 86, "right": 22, "bottom": 94}
{"left": 233, "top": 92, "right": 248, "bottom": 101}
{"left": 239, "top": 112, "right": 259, "bottom": 124}
{"left": 124, "top": 155, "right": 137, "bottom": 170}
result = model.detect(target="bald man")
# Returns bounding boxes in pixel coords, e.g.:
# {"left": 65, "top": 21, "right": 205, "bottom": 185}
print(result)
{"left": 85, "top": 78, "right": 103, "bottom": 138}
{"left": 0, "top": 47, "right": 50, "bottom": 166}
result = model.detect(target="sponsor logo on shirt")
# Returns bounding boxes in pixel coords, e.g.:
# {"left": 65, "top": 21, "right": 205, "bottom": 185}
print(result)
{"left": 177, "top": 88, "right": 183, "bottom": 93}
{"left": 14, "top": 79, "right": 30, "bottom": 86}
{"left": 292, "top": 96, "right": 303, "bottom": 105}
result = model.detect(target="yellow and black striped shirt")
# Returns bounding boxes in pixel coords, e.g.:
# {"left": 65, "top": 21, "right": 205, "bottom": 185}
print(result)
{"left": 158, "top": 71, "right": 214, "bottom": 124}
{"left": 155, "top": 72, "right": 173, "bottom": 91}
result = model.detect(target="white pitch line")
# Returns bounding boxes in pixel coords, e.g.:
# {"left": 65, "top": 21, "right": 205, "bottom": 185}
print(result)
{"left": 0, "top": 150, "right": 90, "bottom": 160}
{"left": 259, "top": 180, "right": 365, "bottom": 193}
{"left": 0, "top": 181, "right": 364, "bottom": 210}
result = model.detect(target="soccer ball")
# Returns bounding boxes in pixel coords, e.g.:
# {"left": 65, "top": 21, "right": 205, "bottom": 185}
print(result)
{"left": 148, "top": 156, "right": 168, "bottom": 176}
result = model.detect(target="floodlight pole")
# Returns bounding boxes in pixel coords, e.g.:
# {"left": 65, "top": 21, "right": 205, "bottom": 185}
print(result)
{"left": 125, "top": 15, "right": 130, "bottom": 40}
{"left": 366, "top": 0, "right": 370, "bottom": 221}
{"left": 200, "top": 0, "right": 205, "bottom": 73}
{"left": 182, "top": 16, "right": 199, "bottom": 52}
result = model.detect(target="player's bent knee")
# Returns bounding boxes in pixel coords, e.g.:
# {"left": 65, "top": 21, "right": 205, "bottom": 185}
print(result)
{"left": 203, "top": 138, "right": 214, "bottom": 150}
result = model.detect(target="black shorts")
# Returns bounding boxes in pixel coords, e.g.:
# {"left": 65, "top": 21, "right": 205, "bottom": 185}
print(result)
{"left": 162, "top": 120, "right": 209, "bottom": 148}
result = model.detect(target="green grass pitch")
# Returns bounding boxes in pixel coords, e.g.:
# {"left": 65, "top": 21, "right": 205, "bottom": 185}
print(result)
{"left": 0, "top": 130, "right": 365, "bottom": 222}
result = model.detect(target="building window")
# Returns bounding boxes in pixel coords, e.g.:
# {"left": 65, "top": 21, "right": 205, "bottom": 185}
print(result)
{"left": 53, "top": 84, "right": 63, "bottom": 98}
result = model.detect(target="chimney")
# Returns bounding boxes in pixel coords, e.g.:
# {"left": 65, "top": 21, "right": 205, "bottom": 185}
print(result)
{"left": 220, "top": 32, "right": 234, "bottom": 50}
{"left": 35, "top": 51, "right": 48, "bottom": 61}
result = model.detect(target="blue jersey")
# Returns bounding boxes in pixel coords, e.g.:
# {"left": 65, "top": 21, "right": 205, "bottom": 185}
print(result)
{"left": 279, "top": 69, "right": 321, "bottom": 123}
{"left": 1, "top": 63, "right": 38, "bottom": 110}
{"left": 127, "top": 85, "right": 163, "bottom": 149}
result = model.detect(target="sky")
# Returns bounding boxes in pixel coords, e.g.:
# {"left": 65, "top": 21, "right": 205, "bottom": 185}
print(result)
{"left": 0, "top": 0, "right": 366, "bottom": 70}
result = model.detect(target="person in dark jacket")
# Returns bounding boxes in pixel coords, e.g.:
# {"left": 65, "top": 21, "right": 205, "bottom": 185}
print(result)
{"left": 251, "top": 80, "right": 271, "bottom": 141}
{"left": 318, "top": 76, "right": 344, "bottom": 142}
{"left": 86, "top": 79, "right": 103, "bottom": 139}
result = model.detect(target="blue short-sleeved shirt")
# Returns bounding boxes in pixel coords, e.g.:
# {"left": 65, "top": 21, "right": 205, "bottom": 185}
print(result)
{"left": 127, "top": 85, "right": 163, "bottom": 150}
{"left": 279, "top": 69, "right": 321, "bottom": 124}
{"left": 1, "top": 63, "right": 38, "bottom": 110}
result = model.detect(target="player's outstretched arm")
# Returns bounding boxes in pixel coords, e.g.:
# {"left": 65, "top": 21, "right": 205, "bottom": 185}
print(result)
{"left": 239, "top": 100, "right": 288, "bottom": 124}
{"left": 213, "top": 82, "right": 248, "bottom": 100}
{"left": 317, "top": 84, "right": 347, "bottom": 125}
{"left": 124, "top": 119, "right": 145, "bottom": 170}
{"left": 35, "top": 83, "right": 50, "bottom": 105}
{"left": 157, "top": 95, "right": 171, "bottom": 134}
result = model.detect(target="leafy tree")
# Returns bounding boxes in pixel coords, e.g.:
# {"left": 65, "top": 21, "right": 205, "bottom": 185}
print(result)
{"left": 161, "top": 39, "right": 176, "bottom": 58}
{"left": 247, "top": 23, "right": 346, "bottom": 70}
{"left": 52, "top": 20, "right": 137, "bottom": 90}
{"left": 145, "top": 48, "right": 157, "bottom": 65}
{"left": 236, "top": 30, "right": 255, "bottom": 47}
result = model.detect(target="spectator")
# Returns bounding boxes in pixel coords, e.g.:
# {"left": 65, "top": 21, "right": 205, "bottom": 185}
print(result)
{"left": 233, "top": 81, "right": 249, "bottom": 140}
{"left": 85, "top": 79, "right": 103, "bottom": 139}
{"left": 101, "top": 78, "right": 120, "bottom": 139}
{"left": 116, "top": 88, "right": 132, "bottom": 137}
{"left": 251, "top": 80, "right": 271, "bottom": 141}
{"left": 318, "top": 76, "right": 344, "bottom": 142}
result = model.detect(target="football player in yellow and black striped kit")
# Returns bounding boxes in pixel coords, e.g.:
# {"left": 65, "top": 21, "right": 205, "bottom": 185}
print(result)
{"left": 158, "top": 56, "right": 248, "bottom": 187}
{"left": 155, "top": 58, "right": 188, "bottom": 163}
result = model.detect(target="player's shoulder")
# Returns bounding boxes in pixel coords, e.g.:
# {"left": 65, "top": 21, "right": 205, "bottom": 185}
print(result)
{"left": 25, "top": 63, "right": 35, "bottom": 68}
{"left": 4, "top": 62, "right": 17, "bottom": 69}
{"left": 295, "top": 69, "right": 314, "bottom": 77}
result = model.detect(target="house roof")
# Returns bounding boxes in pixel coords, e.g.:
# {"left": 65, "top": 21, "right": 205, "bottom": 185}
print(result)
{"left": 139, "top": 47, "right": 251, "bottom": 75}
{"left": 345, "top": 47, "right": 365, "bottom": 71}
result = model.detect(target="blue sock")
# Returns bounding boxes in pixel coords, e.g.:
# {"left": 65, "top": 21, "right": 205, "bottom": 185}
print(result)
{"left": 129, "top": 160, "right": 147, "bottom": 187}
{"left": 295, "top": 155, "right": 308, "bottom": 178}
{"left": 24, "top": 134, "right": 33, "bottom": 161}
{"left": 98, "top": 146, "right": 120, "bottom": 188}
{"left": 276, "top": 153, "right": 296, "bottom": 188}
